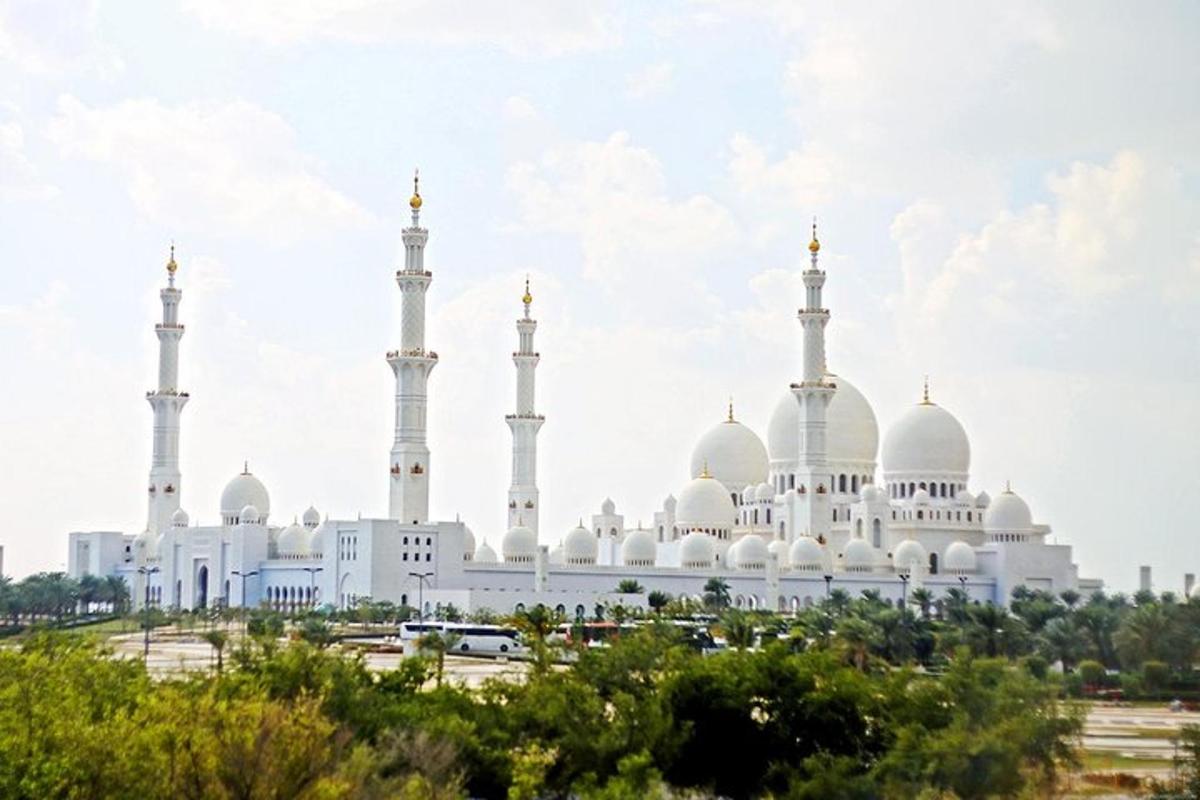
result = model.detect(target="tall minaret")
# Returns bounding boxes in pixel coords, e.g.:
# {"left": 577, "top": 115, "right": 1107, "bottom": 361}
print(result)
{"left": 146, "top": 246, "right": 188, "bottom": 534}
{"left": 791, "top": 221, "right": 835, "bottom": 541}
{"left": 505, "top": 277, "right": 545, "bottom": 534}
{"left": 387, "top": 171, "right": 438, "bottom": 524}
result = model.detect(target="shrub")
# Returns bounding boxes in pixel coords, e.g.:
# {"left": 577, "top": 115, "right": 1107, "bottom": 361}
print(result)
{"left": 1078, "top": 660, "right": 1105, "bottom": 688}
{"left": 1142, "top": 660, "right": 1170, "bottom": 693}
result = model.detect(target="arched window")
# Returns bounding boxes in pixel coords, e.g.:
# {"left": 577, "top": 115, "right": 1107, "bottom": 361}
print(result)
{"left": 831, "top": 508, "right": 837, "bottom": 522}
{"left": 929, "top": 553, "right": 939, "bottom": 575}
{"left": 766, "top": 509, "right": 772, "bottom": 524}
{"left": 838, "top": 474, "right": 847, "bottom": 493}
{"left": 788, "top": 474, "right": 795, "bottom": 489}
{"left": 967, "top": 511, "right": 973, "bottom": 522}
{"left": 909, "top": 482, "right": 916, "bottom": 496}
{"left": 851, "top": 475, "right": 859, "bottom": 493}
{"left": 930, "top": 483, "right": 938, "bottom": 498}
{"left": 780, "top": 521, "right": 786, "bottom": 538}
{"left": 855, "top": 518, "right": 863, "bottom": 537}
{"left": 872, "top": 518, "right": 882, "bottom": 547}
{"left": 753, "top": 509, "right": 759, "bottom": 524}
{"left": 917, "top": 510, "right": 924, "bottom": 520}
{"left": 919, "top": 481, "right": 927, "bottom": 491}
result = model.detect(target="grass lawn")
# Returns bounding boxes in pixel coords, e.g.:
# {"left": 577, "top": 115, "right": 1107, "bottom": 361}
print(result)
{"left": 1080, "top": 751, "right": 1175, "bottom": 772}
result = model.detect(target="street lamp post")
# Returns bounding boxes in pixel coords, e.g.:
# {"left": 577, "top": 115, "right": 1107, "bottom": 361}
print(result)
{"left": 899, "top": 573, "right": 910, "bottom": 608}
{"left": 823, "top": 573, "right": 833, "bottom": 599}
{"left": 408, "top": 571, "right": 434, "bottom": 623}
{"left": 137, "top": 566, "right": 160, "bottom": 659}
{"left": 302, "top": 567, "right": 323, "bottom": 610}
{"left": 231, "top": 569, "right": 259, "bottom": 632}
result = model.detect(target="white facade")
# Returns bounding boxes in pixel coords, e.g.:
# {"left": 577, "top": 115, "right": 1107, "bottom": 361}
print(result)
{"left": 68, "top": 197, "right": 1099, "bottom": 616}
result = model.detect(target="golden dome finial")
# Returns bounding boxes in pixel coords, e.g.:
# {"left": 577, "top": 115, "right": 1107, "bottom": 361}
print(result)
{"left": 921, "top": 375, "right": 931, "bottom": 405}
{"left": 409, "top": 168, "right": 422, "bottom": 210}
{"left": 522, "top": 274, "right": 532, "bottom": 305}
{"left": 166, "top": 242, "right": 178, "bottom": 275}
{"left": 700, "top": 460, "right": 711, "bottom": 479}
{"left": 808, "top": 217, "right": 820, "bottom": 253}
{"left": 727, "top": 396, "right": 734, "bottom": 422}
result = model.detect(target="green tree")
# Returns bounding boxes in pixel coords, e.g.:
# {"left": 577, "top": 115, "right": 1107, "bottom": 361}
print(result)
{"left": 615, "top": 579, "right": 643, "bottom": 594}
{"left": 702, "top": 578, "right": 730, "bottom": 610}
{"left": 201, "top": 629, "right": 229, "bottom": 673}
{"left": 646, "top": 590, "right": 670, "bottom": 612}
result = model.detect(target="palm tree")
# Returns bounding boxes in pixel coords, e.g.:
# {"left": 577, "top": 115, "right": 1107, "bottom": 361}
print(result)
{"left": 909, "top": 587, "right": 934, "bottom": 620}
{"left": 1059, "top": 589, "right": 1081, "bottom": 610}
{"left": 702, "top": 578, "right": 731, "bottom": 610}
{"left": 512, "top": 605, "right": 564, "bottom": 673}
{"left": 721, "top": 610, "right": 756, "bottom": 650}
{"left": 647, "top": 590, "right": 671, "bottom": 612}
{"left": 836, "top": 617, "right": 877, "bottom": 671}
{"left": 1038, "top": 617, "right": 1085, "bottom": 672}
{"left": 416, "top": 629, "right": 462, "bottom": 686}
{"left": 78, "top": 574, "right": 103, "bottom": 615}
{"left": 202, "top": 629, "right": 229, "bottom": 673}
{"left": 616, "top": 579, "right": 644, "bottom": 594}
{"left": 105, "top": 575, "right": 131, "bottom": 614}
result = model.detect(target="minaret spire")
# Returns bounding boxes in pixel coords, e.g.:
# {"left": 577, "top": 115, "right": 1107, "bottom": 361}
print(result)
{"left": 146, "top": 244, "right": 188, "bottom": 534}
{"left": 790, "top": 217, "right": 836, "bottom": 542}
{"left": 507, "top": 276, "right": 545, "bottom": 534}
{"left": 387, "top": 171, "right": 437, "bottom": 523}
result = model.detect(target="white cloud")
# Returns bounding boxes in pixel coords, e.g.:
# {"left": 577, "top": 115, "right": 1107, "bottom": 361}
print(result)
{"left": 502, "top": 95, "right": 539, "bottom": 121}
{"left": 625, "top": 61, "right": 674, "bottom": 99}
{"left": 46, "top": 96, "right": 373, "bottom": 245}
{"left": 0, "top": 118, "right": 56, "bottom": 201}
{"left": 179, "top": 0, "right": 620, "bottom": 56}
{"left": 506, "top": 132, "right": 736, "bottom": 300}
{"left": 0, "top": 0, "right": 122, "bottom": 76}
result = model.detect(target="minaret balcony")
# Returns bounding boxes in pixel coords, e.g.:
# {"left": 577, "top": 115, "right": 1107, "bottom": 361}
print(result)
{"left": 154, "top": 323, "right": 185, "bottom": 331}
{"left": 505, "top": 413, "right": 545, "bottom": 421}
{"left": 395, "top": 269, "right": 433, "bottom": 278}
{"left": 386, "top": 349, "right": 439, "bottom": 360}
{"left": 512, "top": 352, "right": 541, "bottom": 358}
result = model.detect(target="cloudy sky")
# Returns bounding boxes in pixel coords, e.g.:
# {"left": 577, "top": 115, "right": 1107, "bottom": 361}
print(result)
{"left": 1, "top": 1, "right": 1197, "bottom": 591}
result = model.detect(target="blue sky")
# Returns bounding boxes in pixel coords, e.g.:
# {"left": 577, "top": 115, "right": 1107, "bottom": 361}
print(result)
{"left": 1, "top": 1, "right": 1198, "bottom": 591}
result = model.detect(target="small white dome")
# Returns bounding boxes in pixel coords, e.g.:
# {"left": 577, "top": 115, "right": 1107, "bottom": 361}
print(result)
{"left": 676, "top": 474, "right": 736, "bottom": 531}
{"left": 911, "top": 488, "right": 931, "bottom": 506}
{"left": 502, "top": 524, "right": 538, "bottom": 563}
{"left": 860, "top": 485, "right": 879, "bottom": 503}
{"left": 843, "top": 538, "right": 875, "bottom": 571}
{"left": 690, "top": 417, "right": 769, "bottom": 492}
{"left": 302, "top": 506, "right": 320, "bottom": 528}
{"left": 239, "top": 504, "right": 261, "bottom": 525}
{"left": 768, "top": 375, "right": 879, "bottom": 467}
{"left": 957, "top": 490, "right": 975, "bottom": 507}
{"left": 736, "top": 534, "right": 768, "bottom": 570}
{"left": 741, "top": 485, "right": 756, "bottom": 503}
{"left": 944, "top": 541, "right": 977, "bottom": 573}
{"left": 221, "top": 470, "right": 270, "bottom": 521}
{"left": 881, "top": 400, "right": 970, "bottom": 476}
{"left": 622, "top": 529, "right": 656, "bottom": 566}
{"left": 983, "top": 487, "right": 1032, "bottom": 534}
{"left": 549, "top": 543, "right": 564, "bottom": 565}
{"left": 663, "top": 494, "right": 677, "bottom": 511}
{"left": 755, "top": 482, "right": 774, "bottom": 502}
{"left": 790, "top": 536, "right": 825, "bottom": 571}
{"left": 171, "top": 508, "right": 189, "bottom": 527}
{"left": 725, "top": 538, "right": 740, "bottom": 569}
{"left": 277, "top": 521, "right": 310, "bottom": 557}
{"left": 679, "top": 530, "right": 714, "bottom": 568}
{"left": 768, "top": 539, "right": 790, "bottom": 568}
{"left": 601, "top": 497, "right": 616, "bottom": 515}
{"left": 975, "top": 490, "right": 991, "bottom": 509}
{"left": 474, "top": 540, "right": 498, "bottom": 563}
{"left": 893, "top": 538, "right": 927, "bottom": 575}
{"left": 563, "top": 524, "right": 597, "bottom": 565}
{"left": 462, "top": 525, "right": 477, "bottom": 559}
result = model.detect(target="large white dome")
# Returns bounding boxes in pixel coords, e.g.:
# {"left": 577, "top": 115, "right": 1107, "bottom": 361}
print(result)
{"left": 221, "top": 470, "right": 270, "bottom": 522}
{"left": 675, "top": 473, "right": 736, "bottom": 531}
{"left": 462, "top": 525, "right": 476, "bottom": 559}
{"left": 983, "top": 487, "right": 1033, "bottom": 534}
{"left": 944, "top": 541, "right": 977, "bottom": 573}
{"left": 790, "top": 536, "right": 825, "bottom": 571}
{"left": 502, "top": 524, "right": 537, "bottom": 563}
{"left": 881, "top": 401, "right": 970, "bottom": 477}
{"left": 768, "top": 374, "right": 879, "bottom": 466}
{"left": 622, "top": 529, "right": 656, "bottom": 566}
{"left": 311, "top": 520, "right": 331, "bottom": 555}
{"left": 563, "top": 524, "right": 597, "bottom": 565}
{"left": 690, "top": 417, "right": 768, "bottom": 492}
{"left": 679, "top": 530, "right": 714, "bottom": 568}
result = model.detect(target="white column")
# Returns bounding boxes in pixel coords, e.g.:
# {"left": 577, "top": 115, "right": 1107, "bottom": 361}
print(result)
{"left": 506, "top": 279, "right": 545, "bottom": 534}
{"left": 146, "top": 248, "right": 188, "bottom": 534}
{"left": 792, "top": 224, "right": 835, "bottom": 542}
{"left": 388, "top": 175, "right": 438, "bottom": 523}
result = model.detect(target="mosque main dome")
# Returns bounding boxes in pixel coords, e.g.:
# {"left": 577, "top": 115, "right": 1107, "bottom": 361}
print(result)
{"left": 220, "top": 469, "right": 270, "bottom": 523}
{"left": 881, "top": 400, "right": 970, "bottom": 477}
{"left": 768, "top": 373, "right": 879, "bottom": 466}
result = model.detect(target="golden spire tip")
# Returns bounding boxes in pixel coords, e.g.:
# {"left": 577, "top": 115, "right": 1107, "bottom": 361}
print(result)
{"left": 409, "top": 168, "right": 422, "bottom": 210}
{"left": 727, "top": 396, "right": 734, "bottom": 422}
{"left": 921, "top": 375, "right": 931, "bottom": 405}
{"left": 166, "top": 241, "right": 178, "bottom": 274}
{"left": 808, "top": 216, "right": 820, "bottom": 253}
{"left": 522, "top": 274, "right": 532, "bottom": 305}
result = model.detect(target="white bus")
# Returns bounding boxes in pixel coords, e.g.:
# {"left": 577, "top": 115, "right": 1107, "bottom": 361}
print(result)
{"left": 400, "top": 622, "right": 523, "bottom": 654}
